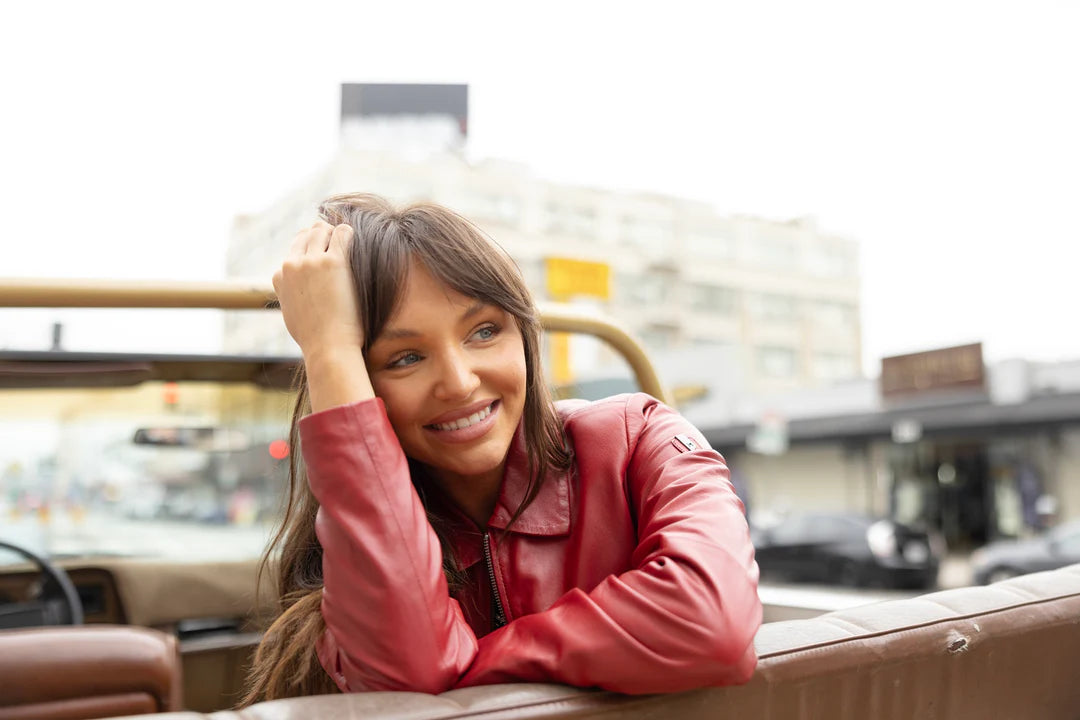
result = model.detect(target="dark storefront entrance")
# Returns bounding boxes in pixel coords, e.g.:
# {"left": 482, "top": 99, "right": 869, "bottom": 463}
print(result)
{"left": 889, "top": 437, "right": 1048, "bottom": 550}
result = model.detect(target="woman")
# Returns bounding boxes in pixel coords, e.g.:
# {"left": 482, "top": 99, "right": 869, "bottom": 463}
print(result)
{"left": 243, "top": 193, "right": 761, "bottom": 703}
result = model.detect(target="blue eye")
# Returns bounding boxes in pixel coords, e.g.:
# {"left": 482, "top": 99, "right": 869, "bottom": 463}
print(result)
{"left": 389, "top": 352, "right": 422, "bottom": 368}
{"left": 472, "top": 325, "right": 498, "bottom": 341}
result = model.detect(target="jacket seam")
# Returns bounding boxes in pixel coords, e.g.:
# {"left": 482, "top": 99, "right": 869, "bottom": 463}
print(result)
{"left": 619, "top": 394, "right": 643, "bottom": 531}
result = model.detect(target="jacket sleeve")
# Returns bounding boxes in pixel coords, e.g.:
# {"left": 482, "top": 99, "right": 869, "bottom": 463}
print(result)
{"left": 301, "top": 398, "right": 478, "bottom": 693}
{"left": 456, "top": 395, "right": 761, "bottom": 694}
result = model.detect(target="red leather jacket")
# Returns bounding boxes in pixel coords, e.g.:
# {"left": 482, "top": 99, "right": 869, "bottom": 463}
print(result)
{"left": 303, "top": 393, "right": 761, "bottom": 695}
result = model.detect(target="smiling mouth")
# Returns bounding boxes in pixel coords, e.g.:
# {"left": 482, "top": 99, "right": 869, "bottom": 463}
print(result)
{"left": 426, "top": 401, "right": 499, "bottom": 432}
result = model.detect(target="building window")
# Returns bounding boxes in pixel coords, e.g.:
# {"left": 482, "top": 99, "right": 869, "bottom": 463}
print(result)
{"left": 812, "top": 301, "right": 856, "bottom": 329}
{"left": 757, "top": 346, "right": 798, "bottom": 378}
{"left": 468, "top": 193, "right": 521, "bottom": 226}
{"left": 544, "top": 201, "right": 596, "bottom": 238}
{"left": 639, "top": 326, "right": 678, "bottom": 351}
{"left": 747, "top": 293, "right": 798, "bottom": 322}
{"left": 747, "top": 229, "right": 797, "bottom": 270}
{"left": 619, "top": 215, "right": 673, "bottom": 250}
{"left": 813, "top": 352, "right": 857, "bottom": 382}
{"left": 687, "top": 283, "right": 737, "bottom": 314}
{"left": 516, "top": 259, "right": 545, "bottom": 298}
{"left": 807, "top": 245, "right": 854, "bottom": 277}
{"left": 617, "top": 272, "right": 672, "bottom": 306}
{"left": 686, "top": 226, "right": 734, "bottom": 259}
{"left": 375, "top": 177, "right": 434, "bottom": 204}
{"left": 688, "top": 338, "right": 734, "bottom": 351}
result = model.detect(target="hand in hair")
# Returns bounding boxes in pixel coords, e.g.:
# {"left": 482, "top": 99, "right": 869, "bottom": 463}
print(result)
{"left": 273, "top": 220, "right": 374, "bottom": 412}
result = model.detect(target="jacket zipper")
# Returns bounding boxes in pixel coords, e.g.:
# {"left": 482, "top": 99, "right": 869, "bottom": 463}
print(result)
{"left": 482, "top": 532, "right": 508, "bottom": 631}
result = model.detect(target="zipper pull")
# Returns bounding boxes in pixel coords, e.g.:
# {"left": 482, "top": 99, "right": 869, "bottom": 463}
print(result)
{"left": 482, "top": 532, "right": 508, "bottom": 630}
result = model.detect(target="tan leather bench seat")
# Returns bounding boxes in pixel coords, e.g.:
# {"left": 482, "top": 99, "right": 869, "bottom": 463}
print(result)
{"left": 106, "top": 563, "right": 1080, "bottom": 719}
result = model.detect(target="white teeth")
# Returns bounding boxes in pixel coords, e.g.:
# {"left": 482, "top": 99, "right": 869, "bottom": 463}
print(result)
{"left": 433, "top": 403, "right": 493, "bottom": 431}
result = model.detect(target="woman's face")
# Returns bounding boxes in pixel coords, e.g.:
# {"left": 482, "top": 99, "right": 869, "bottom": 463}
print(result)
{"left": 366, "top": 259, "right": 528, "bottom": 497}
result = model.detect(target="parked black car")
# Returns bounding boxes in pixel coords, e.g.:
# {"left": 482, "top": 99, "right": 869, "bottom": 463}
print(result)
{"left": 752, "top": 512, "right": 941, "bottom": 589}
{"left": 972, "top": 520, "right": 1080, "bottom": 584}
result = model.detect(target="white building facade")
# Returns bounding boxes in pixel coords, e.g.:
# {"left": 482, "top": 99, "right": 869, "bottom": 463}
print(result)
{"left": 225, "top": 147, "right": 862, "bottom": 392}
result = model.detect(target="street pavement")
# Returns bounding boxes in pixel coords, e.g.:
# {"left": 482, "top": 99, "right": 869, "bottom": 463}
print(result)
{"left": 938, "top": 552, "right": 975, "bottom": 589}
{"left": 757, "top": 552, "right": 980, "bottom": 619}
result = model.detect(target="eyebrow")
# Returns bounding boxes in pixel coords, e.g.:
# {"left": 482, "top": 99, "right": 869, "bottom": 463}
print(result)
{"left": 377, "top": 300, "right": 490, "bottom": 341}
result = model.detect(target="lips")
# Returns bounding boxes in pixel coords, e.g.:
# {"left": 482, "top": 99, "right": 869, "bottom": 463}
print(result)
{"left": 425, "top": 399, "right": 498, "bottom": 429}
{"left": 423, "top": 400, "right": 501, "bottom": 444}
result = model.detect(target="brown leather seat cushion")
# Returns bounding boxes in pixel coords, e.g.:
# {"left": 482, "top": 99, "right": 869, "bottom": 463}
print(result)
{"left": 0, "top": 625, "right": 181, "bottom": 720}
{"left": 101, "top": 564, "right": 1080, "bottom": 719}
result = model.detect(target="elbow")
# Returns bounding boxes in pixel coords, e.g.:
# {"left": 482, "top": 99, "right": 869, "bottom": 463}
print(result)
{"left": 389, "top": 664, "right": 460, "bottom": 695}
{"left": 319, "top": 628, "right": 471, "bottom": 695}
{"left": 335, "top": 653, "right": 463, "bottom": 694}
{"left": 701, "top": 587, "right": 762, "bottom": 685}
{"left": 402, "top": 653, "right": 470, "bottom": 695}
{"left": 709, "top": 636, "right": 758, "bottom": 685}
{"left": 642, "top": 595, "right": 761, "bottom": 691}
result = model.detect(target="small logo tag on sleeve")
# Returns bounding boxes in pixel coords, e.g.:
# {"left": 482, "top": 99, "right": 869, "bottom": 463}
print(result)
{"left": 673, "top": 434, "right": 698, "bottom": 452}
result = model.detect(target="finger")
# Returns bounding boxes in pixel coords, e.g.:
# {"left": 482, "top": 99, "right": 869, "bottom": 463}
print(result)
{"left": 303, "top": 220, "right": 335, "bottom": 254}
{"left": 268, "top": 270, "right": 283, "bottom": 309}
{"left": 287, "top": 228, "right": 310, "bottom": 259}
{"left": 328, "top": 223, "right": 354, "bottom": 256}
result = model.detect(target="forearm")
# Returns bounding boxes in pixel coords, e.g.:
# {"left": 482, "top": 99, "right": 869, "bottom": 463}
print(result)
{"left": 457, "top": 543, "right": 759, "bottom": 693}
{"left": 273, "top": 219, "right": 371, "bottom": 414}
{"left": 300, "top": 399, "right": 478, "bottom": 692}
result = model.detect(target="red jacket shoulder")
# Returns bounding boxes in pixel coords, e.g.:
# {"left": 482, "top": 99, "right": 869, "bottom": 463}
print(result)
{"left": 556, "top": 393, "right": 705, "bottom": 453}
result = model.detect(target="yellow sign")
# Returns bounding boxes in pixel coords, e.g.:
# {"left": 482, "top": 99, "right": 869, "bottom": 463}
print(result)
{"left": 545, "top": 257, "right": 610, "bottom": 301}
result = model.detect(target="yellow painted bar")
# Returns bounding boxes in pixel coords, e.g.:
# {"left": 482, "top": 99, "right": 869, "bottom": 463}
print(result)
{"left": 550, "top": 332, "right": 572, "bottom": 386}
{"left": 0, "top": 278, "right": 670, "bottom": 404}
{"left": 0, "top": 278, "right": 277, "bottom": 310}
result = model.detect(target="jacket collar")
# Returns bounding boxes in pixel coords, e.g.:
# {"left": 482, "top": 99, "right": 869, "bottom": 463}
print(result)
{"left": 419, "top": 417, "right": 571, "bottom": 570}
{"left": 487, "top": 419, "right": 571, "bottom": 536}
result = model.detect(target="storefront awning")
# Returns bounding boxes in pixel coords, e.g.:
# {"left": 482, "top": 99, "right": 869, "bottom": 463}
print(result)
{"left": 703, "top": 391, "right": 1080, "bottom": 448}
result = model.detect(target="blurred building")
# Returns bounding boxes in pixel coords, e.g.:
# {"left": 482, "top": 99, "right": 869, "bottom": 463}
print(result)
{"left": 225, "top": 83, "right": 862, "bottom": 392}
{"left": 674, "top": 344, "right": 1080, "bottom": 549}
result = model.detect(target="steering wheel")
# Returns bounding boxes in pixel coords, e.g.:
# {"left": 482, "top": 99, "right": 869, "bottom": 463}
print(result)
{"left": 0, "top": 539, "right": 84, "bottom": 629}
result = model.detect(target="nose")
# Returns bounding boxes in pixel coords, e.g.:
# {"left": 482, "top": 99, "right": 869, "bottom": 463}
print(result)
{"left": 433, "top": 347, "right": 480, "bottom": 401}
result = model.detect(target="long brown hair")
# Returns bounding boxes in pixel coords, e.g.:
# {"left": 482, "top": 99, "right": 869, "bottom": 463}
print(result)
{"left": 241, "top": 193, "right": 572, "bottom": 704}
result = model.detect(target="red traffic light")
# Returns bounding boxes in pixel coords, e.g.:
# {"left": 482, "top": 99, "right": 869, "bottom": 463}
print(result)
{"left": 268, "top": 439, "right": 290, "bottom": 460}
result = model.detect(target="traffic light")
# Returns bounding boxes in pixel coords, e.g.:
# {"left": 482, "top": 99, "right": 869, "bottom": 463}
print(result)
{"left": 268, "top": 439, "right": 290, "bottom": 460}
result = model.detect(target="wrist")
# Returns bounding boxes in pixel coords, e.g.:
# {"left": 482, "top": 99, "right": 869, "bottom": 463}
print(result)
{"left": 302, "top": 345, "right": 374, "bottom": 413}
{"left": 302, "top": 342, "right": 365, "bottom": 370}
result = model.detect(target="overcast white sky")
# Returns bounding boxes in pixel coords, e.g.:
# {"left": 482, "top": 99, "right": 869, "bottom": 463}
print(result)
{"left": 1, "top": 1, "right": 1078, "bottom": 373}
